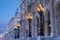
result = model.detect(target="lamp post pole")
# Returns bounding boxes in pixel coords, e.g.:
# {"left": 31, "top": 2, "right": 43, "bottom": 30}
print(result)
{"left": 26, "top": 13, "right": 33, "bottom": 37}
{"left": 14, "top": 23, "right": 20, "bottom": 40}
{"left": 36, "top": 4, "right": 45, "bottom": 36}
{"left": 39, "top": 11, "right": 44, "bottom": 36}
{"left": 28, "top": 19, "right": 32, "bottom": 37}
{"left": 17, "top": 26, "right": 19, "bottom": 38}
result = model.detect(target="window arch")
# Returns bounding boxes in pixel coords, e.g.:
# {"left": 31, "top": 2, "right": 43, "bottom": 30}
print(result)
{"left": 45, "top": 9, "right": 51, "bottom": 36}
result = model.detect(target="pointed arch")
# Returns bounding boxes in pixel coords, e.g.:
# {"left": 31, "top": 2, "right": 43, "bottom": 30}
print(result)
{"left": 45, "top": 9, "right": 51, "bottom": 36}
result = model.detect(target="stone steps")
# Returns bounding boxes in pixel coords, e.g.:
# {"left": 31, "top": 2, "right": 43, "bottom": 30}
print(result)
{"left": 26, "top": 36, "right": 54, "bottom": 40}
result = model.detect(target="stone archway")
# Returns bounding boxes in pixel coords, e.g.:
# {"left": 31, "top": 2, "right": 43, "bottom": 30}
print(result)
{"left": 45, "top": 9, "right": 51, "bottom": 36}
{"left": 55, "top": 1, "right": 60, "bottom": 36}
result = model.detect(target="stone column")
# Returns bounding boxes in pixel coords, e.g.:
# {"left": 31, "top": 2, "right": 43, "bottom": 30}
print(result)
{"left": 50, "top": 0, "right": 56, "bottom": 37}
{"left": 55, "top": 10, "right": 60, "bottom": 36}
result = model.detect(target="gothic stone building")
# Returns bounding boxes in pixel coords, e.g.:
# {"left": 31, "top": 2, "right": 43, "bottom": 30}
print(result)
{"left": 20, "top": 0, "right": 60, "bottom": 40}
{"left": 4, "top": 0, "right": 60, "bottom": 40}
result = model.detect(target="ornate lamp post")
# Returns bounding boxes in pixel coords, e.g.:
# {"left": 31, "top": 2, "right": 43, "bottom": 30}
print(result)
{"left": 26, "top": 13, "right": 33, "bottom": 37}
{"left": 14, "top": 23, "right": 20, "bottom": 39}
{"left": 36, "top": 4, "right": 45, "bottom": 36}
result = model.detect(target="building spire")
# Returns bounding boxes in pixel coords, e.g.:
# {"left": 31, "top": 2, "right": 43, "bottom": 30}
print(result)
{"left": 15, "top": 8, "right": 19, "bottom": 16}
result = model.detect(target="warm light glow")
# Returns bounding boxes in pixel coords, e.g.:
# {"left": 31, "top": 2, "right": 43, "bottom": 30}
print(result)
{"left": 17, "top": 23, "right": 21, "bottom": 27}
{"left": 14, "top": 23, "right": 20, "bottom": 29}
{"left": 36, "top": 7, "right": 41, "bottom": 12}
{"left": 39, "top": 5, "right": 44, "bottom": 11}
{"left": 36, "top": 4, "right": 44, "bottom": 12}
{"left": 14, "top": 26, "right": 18, "bottom": 29}
{"left": 26, "top": 13, "right": 33, "bottom": 19}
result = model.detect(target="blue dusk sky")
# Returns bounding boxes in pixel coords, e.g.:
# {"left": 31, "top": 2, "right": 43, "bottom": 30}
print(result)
{"left": 0, "top": 0, "right": 21, "bottom": 33}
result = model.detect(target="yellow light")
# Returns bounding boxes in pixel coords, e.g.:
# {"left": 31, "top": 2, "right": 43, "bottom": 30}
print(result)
{"left": 36, "top": 4, "right": 45, "bottom": 12}
{"left": 14, "top": 23, "right": 20, "bottom": 29}
{"left": 17, "top": 23, "right": 20, "bottom": 27}
{"left": 26, "top": 13, "right": 33, "bottom": 19}
{"left": 14, "top": 26, "right": 18, "bottom": 29}
{"left": 39, "top": 5, "right": 44, "bottom": 11}
{"left": 36, "top": 7, "right": 41, "bottom": 12}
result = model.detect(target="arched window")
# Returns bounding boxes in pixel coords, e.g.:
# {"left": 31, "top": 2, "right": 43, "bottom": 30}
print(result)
{"left": 45, "top": 10, "right": 51, "bottom": 36}
{"left": 47, "top": 11, "right": 51, "bottom": 35}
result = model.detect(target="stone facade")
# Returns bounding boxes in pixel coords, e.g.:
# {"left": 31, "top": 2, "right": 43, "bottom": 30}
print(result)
{"left": 3, "top": 0, "right": 60, "bottom": 40}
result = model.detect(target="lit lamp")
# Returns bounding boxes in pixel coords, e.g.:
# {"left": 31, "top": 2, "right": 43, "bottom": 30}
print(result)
{"left": 14, "top": 23, "right": 20, "bottom": 31}
{"left": 36, "top": 4, "right": 45, "bottom": 36}
{"left": 14, "top": 23, "right": 21, "bottom": 38}
{"left": 36, "top": 5, "right": 44, "bottom": 12}
{"left": 26, "top": 13, "right": 33, "bottom": 37}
